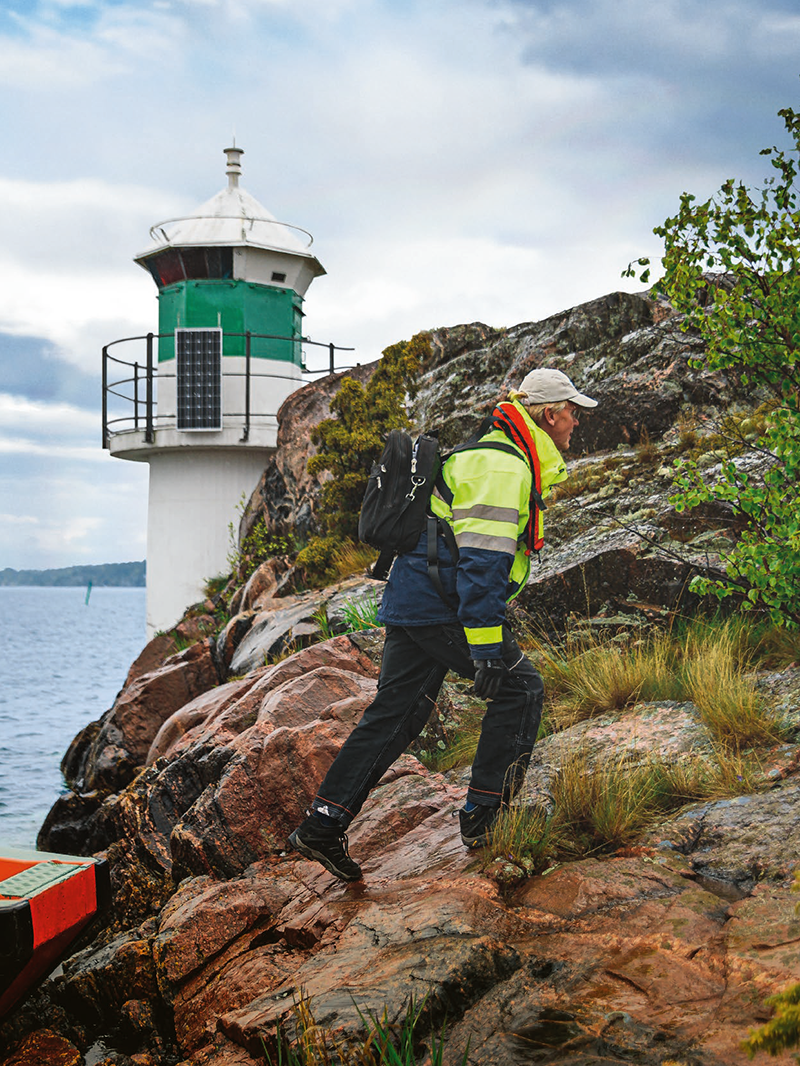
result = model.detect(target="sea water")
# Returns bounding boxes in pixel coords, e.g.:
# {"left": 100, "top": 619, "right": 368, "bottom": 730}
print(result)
{"left": 0, "top": 586, "right": 146, "bottom": 849}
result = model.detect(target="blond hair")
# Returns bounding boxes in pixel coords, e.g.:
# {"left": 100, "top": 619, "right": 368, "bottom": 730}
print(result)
{"left": 507, "top": 389, "right": 567, "bottom": 427}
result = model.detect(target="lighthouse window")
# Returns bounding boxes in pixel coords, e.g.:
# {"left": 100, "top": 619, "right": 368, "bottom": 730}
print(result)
{"left": 153, "top": 249, "right": 186, "bottom": 286}
{"left": 203, "top": 247, "right": 233, "bottom": 279}
{"left": 271, "top": 271, "right": 287, "bottom": 283}
{"left": 181, "top": 247, "right": 210, "bottom": 278}
{"left": 147, "top": 247, "right": 233, "bottom": 287}
{"left": 176, "top": 329, "right": 222, "bottom": 431}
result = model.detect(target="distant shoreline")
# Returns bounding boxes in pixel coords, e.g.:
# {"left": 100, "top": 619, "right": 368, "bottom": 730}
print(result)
{"left": 0, "top": 562, "right": 146, "bottom": 587}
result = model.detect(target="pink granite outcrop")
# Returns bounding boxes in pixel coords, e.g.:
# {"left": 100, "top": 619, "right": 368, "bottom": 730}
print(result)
{"left": 6, "top": 289, "right": 800, "bottom": 1066}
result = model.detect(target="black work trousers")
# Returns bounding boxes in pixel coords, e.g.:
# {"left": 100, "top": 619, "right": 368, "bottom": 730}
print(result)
{"left": 310, "top": 622, "right": 544, "bottom": 827}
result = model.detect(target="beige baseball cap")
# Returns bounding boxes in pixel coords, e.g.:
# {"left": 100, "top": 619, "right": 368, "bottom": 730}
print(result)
{"left": 516, "top": 368, "right": 598, "bottom": 408}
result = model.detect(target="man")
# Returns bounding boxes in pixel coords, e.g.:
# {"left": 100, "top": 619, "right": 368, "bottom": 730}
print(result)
{"left": 289, "top": 368, "right": 597, "bottom": 881}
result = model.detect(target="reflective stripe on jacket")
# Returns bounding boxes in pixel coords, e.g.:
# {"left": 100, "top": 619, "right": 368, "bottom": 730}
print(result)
{"left": 377, "top": 402, "right": 567, "bottom": 658}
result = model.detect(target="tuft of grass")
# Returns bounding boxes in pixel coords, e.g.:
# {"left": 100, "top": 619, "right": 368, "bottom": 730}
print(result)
{"left": 525, "top": 629, "right": 681, "bottom": 729}
{"left": 332, "top": 541, "right": 380, "bottom": 581}
{"left": 263, "top": 991, "right": 468, "bottom": 1066}
{"left": 265, "top": 640, "right": 299, "bottom": 667}
{"left": 683, "top": 622, "right": 785, "bottom": 748}
{"left": 340, "top": 591, "right": 381, "bottom": 631}
{"left": 517, "top": 615, "right": 789, "bottom": 749}
{"left": 676, "top": 426, "right": 702, "bottom": 455}
{"left": 311, "top": 604, "right": 336, "bottom": 641}
{"left": 486, "top": 804, "right": 554, "bottom": 872}
{"left": 635, "top": 427, "right": 660, "bottom": 464}
{"left": 228, "top": 504, "right": 296, "bottom": 584}
{"left": 549, "top": 749, "right": 665, "bottom": 855}
{"left": 481, "top": 745, "right": 763, "bottom": 871}
{"left": 306, "top": 594, "right": 381, "bottom": 647}
{"left": 705, "top": 742, "right": 764, "bottom": 796}
{"left": 294, "top": 539, "right": 380, "bottom": 591}
{"left": 203, "top": 572, "right": 230, "bottom": 599}
{"left": 740, "top": 617, "right": 800, "bottom": 669}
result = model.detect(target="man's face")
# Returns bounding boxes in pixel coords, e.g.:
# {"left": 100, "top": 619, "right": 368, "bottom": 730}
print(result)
{"left": 542, "top": 401, "right": 580, "bottom": 451}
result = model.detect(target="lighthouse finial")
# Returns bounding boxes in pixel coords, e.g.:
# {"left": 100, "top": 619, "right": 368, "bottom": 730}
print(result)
{"left": 224, "top": 144, "right": 243, "bottom": 188}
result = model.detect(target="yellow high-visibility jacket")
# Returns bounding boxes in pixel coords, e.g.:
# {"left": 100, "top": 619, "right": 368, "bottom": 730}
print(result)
{"left": 377, "top": 402, "right": 568, "bottom": 659}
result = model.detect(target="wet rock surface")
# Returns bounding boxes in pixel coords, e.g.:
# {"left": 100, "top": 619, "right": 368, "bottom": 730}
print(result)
{"left": 11, "top": 622, "right": 800, "bottom": 1066}
{"left": 647, "top": 783, "right": 800, "bottom": 893}
{"left": 11, "top": 748, "right": 800, "bottom": 1065}
{"left": 4, "top": 291, "right": 800, "bottom": 1065}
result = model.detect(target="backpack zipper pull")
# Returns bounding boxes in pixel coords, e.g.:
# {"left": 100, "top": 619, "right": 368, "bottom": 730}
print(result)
{"left": 407, "top": 475, "right": 425, "bottom": 500}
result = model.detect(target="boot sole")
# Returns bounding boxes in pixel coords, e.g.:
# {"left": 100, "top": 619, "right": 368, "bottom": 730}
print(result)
{"left": 288, "top": 829, "right": 362, "bottom": 882}
{"left": 461, "top": 833, "right": 491, "bottom": 848}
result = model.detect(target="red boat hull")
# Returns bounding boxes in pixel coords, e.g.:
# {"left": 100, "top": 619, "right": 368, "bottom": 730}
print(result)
{"left": 0, "top": 847, "right": 110, "bottom": 1017}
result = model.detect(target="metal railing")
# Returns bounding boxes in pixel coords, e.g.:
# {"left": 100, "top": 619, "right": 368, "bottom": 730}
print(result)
{"left": 102, "top": 331, "right": 356, "bottom": 448}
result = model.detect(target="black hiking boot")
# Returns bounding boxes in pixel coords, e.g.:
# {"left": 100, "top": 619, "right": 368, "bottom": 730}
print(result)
{"left": 288, "top": 814, "right": 363, "bottom": 882}
{"left": 459, "top": 803, "right": 501, "bottom": 848}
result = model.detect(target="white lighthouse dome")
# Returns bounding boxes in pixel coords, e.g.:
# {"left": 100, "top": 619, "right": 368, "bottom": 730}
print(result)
{"left": 134, "top": 145, "right": 325, "bottom": 279}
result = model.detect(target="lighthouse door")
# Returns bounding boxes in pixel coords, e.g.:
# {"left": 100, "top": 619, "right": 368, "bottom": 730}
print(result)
{"left": 176, "top": 328, "right": 223, "bottom": 431}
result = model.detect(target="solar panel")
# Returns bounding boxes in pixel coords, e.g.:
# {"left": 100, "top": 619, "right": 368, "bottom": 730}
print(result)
{"left": 176, "top": 329, "right": 222, "bottom": 430}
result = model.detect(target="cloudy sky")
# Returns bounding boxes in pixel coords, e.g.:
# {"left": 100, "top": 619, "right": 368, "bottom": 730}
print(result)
{"left": 1, "top": 0, "right": 799, "bottom": 571}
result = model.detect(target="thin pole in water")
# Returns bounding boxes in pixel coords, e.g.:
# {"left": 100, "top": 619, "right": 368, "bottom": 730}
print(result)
{"left": 85, "top": 580, "right": 92, "bottom": 605}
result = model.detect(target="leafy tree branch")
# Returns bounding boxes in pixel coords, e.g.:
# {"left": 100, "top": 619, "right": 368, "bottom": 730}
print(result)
{"left": 625, "top": 105, "right": 800, "bottom": 628}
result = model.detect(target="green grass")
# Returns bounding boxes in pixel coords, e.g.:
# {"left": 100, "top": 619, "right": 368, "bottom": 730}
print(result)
{"left": 484, "top": 745, "right": 764, "bottom": 872}
{"left": 434, "top": 612, "right": 795, "bottom": 874}
{"left": 519, "top": 615, "right": 790, "bottom": 749}
{"left": 486, "top": 804, "right": 553, "bottom": 873}
{"left": 682, "top": 623, "right": 783, "bottom": 747}
{"left": 425, "top": 612, "right": 792, "bottom": 787}
{"left": 340, "top": 591, "right": 381, "bottom": 631}
{"left": 310, "top": 594, "right": 381, "bottom": 645}
{"left": 263, "top": 992, "right": 468, "bottom": 1066}
{"left": 311, "top": 604, "right": 337, "bottom": 641}
{"left": 331, "top": 541, "right": 380, "bottom": 581}
{"left": 551, "top": 747, "right": 758, "bottom": 854}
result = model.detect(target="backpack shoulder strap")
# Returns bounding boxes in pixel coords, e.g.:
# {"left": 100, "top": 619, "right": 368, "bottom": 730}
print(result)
{"left": 426, "top": 513, "right": 459, "bottom": 609}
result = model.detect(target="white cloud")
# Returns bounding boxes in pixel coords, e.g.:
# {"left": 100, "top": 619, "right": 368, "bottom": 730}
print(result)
{"left": 306, "top": 232, "right": 659, "bottom": 363}
{"left": 0, "top": 454, "right": 149, "bottom": 568}
{"left": 34, "top": 515, "right": 103, "bottom": 551}
{"left": 0, "top": 259, "right": 153, "bottom": 371}
{"left": 0, "top": 513, "right": 38, "bottom": 525}
{"left": 0, "top": 2, "right": 183, "bottom": 87}
{"left": 0, "top": 393, "right": 99, "bottom": 434}
{"left": 0, "top": 437, "right": 105, "bottom": 461}
{"left": 0, "top": 175, "right": 181, "bottom": 215}
{"left": 490, "top": 0, "right": 800, "bottom": 71}
{"left": 0, "top": 177, "right": 182, "bottom": 369}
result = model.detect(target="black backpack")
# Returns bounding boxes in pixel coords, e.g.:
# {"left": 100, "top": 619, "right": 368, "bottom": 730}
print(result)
{"left": 358, "top": 430, "right": 442, "bottom": 580}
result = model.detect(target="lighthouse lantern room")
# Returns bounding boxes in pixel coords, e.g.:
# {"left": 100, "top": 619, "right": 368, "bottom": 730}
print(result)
{"left": 103, "top": 147, "right": 330, "bottom": 638}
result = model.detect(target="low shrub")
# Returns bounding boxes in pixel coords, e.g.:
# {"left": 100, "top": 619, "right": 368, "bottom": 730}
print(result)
{"left": 295, "top": 538, "right": 378, "bottom": 588}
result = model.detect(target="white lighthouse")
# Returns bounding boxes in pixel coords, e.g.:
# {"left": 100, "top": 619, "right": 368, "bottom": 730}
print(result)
{"left": 103, "top": 146, "right": 329, "bottom": 637}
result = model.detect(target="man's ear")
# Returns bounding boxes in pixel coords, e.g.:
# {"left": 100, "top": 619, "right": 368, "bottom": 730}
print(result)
{"left": 542, "top": 405, "right": 556, "bottom": 426}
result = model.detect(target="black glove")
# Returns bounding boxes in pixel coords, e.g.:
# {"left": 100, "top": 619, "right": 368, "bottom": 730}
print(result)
{"left": 473, "top": 659, "right": 508, "bottom": 700}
